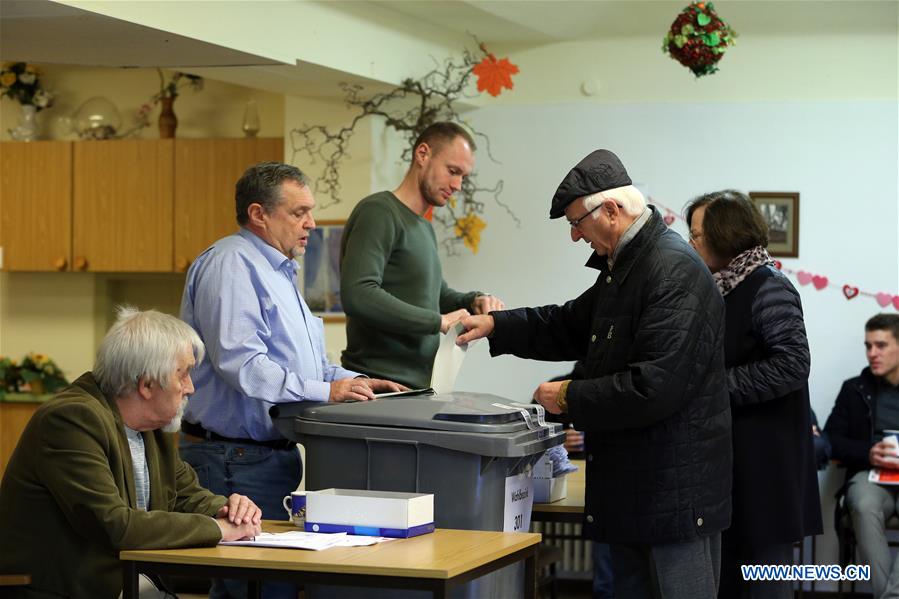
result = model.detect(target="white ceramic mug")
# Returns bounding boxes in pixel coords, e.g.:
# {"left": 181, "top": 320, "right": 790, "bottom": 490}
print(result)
{"left": 282, "top": 491, "right": 307, "bottom": 527}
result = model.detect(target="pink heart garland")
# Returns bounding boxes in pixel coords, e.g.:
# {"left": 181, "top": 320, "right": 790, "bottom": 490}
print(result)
{"left": 812, "top": 275, "right": 828, "bottom": 290}
{"left": 796, "top": 271, "right": 813, "bottom": 286}
{"left": 663, "top": 214, "right": 676, "bottom": 226}
{"left": 842, "top": 285, "right": 859, "bottom": 300}
{"left": 773, "top": 260, "right": 783, "bottom": 270}
{"left": 893, "top": 296, "right": 899, "bottom": 311}
{"left": 876, "top": 292, "right": 893, "bottom": 307}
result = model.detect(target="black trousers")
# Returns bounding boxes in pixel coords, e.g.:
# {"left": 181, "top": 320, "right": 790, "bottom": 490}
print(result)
{"left": 719, "top": 531, "right": 794, "bottom": 599}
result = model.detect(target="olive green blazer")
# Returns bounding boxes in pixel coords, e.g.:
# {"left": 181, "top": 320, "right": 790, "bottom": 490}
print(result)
{"left": 0, "top": 373, "right": 226, "bottom": 598}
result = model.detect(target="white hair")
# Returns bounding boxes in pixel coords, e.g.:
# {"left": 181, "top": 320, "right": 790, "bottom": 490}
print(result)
{"left": 581, "top": 184, "right": 647, "bottom": 219}
{"left": 94, "top": 306, "right": 204, "bottom": 398}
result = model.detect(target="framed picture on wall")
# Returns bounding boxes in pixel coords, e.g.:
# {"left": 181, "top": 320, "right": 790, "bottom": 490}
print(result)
{"left": 300, "top": 220, "right": 345, "bottom": 322}
{"left": 749, "top": 192, "right": 800, "bottom": 258}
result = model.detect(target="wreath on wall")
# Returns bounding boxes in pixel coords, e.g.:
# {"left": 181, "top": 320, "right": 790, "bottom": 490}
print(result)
{"left": 663, "top": 2, "right": 737, "bottom": 77}
{"left": 290, "top": 41, "right": 520, "bottom": 255}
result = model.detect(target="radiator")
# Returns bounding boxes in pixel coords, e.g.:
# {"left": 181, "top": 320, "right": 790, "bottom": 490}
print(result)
{"left": 532, "top": 521, "right": 592, "bottom": 578}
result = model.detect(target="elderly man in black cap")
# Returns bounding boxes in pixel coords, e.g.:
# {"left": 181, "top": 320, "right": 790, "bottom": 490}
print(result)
{"left": 458, "top": 150, "right": 732, "bottom": 598}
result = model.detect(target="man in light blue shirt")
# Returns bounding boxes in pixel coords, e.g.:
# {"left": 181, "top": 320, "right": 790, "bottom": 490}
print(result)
{"left": 179, "top": 162, "right": 403, "bottom": 599}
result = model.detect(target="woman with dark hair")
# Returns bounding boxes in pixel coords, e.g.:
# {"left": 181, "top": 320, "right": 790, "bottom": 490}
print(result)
{"left": 686, "top": 190, "right": 822, "bottom": 598}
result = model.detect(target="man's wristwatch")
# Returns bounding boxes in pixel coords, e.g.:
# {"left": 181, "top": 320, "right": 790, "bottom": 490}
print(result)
{"left": 557, "top": 380, "right": 570, "bottom": 413}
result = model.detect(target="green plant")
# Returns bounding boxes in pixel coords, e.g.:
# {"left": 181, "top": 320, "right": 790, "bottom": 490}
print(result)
{"left": 19, "top": 352, "right": 68, "bottom": 394}
{"left": 0, "top": 356, "right": 20, "bottom": 394}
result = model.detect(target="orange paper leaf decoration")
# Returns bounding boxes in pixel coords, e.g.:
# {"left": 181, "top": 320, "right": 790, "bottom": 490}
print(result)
{"left": 472, "top": 55, "right": 519, "bottom": 97}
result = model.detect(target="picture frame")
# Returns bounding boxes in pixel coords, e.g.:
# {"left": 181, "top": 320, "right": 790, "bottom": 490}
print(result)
{"left": 300, "top": 219, "right": 345, "bottom": 323}
{"left": 749, "top": 192, "right": 800, "bottom": 258}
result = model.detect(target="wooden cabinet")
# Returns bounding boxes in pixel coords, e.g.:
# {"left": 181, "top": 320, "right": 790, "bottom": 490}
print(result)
{"left": 173, "top": 138, "right": 283, "bottom": 271}
{"left": 0, "top": 138, "right": 283, "bottom": 273}
{"left": 73, "top": 139, "right": 174, "bottom": 272}
{"left": 0, "top": 399, "right": 43, "bottom": 480}
{"left": 0, "top": 142, "right": 72, "bottom": 271}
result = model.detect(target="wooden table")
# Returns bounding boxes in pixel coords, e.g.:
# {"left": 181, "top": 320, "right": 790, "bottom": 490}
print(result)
{"left": 532, "top": 459, "right": 585, "bottom": 524}
{"left": 120, "top": 522, "right": 540, "bottom": 599}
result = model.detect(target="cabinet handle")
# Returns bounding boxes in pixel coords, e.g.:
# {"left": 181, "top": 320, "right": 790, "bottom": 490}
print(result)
{"left": 175, "top": 257, "right": 191, "bottom": 272}
{"left": 53, "top": 257, "right": 68, "bottom": 271}
{"left": 74, "top": 256, "right": 88, "bottom": 271}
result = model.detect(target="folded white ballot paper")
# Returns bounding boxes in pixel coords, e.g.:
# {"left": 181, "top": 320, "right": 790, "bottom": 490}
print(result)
{"left": 220, "top": 530, "right": 391, "bottom": 550}
{"left": 429, "top": 321, "right": 471, "bottom": 394}
{"left": 374, "top": 322, "right": 472, "bottom": 398}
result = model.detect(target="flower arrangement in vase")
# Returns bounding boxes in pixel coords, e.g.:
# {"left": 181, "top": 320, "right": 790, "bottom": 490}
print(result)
{"left": 0, "top": 352, "right": 68, "bottom": 396}
{"left": 0, "top": 62, "right": 55, "bottom": 141}
{"left": 133, "top": 69, "right": 204, "bottom": 139}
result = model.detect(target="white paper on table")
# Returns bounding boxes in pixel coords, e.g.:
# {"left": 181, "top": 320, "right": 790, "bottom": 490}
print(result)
{"left": 221, "top": 531, "right": 349, "bottom": 551}
{"left": 429, "top": 322, "right": 469, "bottom": 394}
{"left": 334, "top": 535, "right": 395, "bottom": 547}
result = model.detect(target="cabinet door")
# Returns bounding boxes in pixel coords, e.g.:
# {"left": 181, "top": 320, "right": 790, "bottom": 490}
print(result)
{"left": 0, "top": 142, "right": 72, "bottom": 271}
{"left": 173, "top": 138, "right": 283, "bottom": 272}
{"left": 73, "top": 140, "right": 173, "bottom": 272}
{"left": 0, "top": 401, "right": 41, "bottom": 480}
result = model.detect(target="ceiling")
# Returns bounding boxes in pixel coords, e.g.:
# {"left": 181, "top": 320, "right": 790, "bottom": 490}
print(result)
{"left": 376, "top": 0, "right": 898, "bottom": 42}
{"left": 0, "top": 0, "right": 392, "bottom": 98}
{"left": 1, "top": 0, "right": 895, "bottom": 97}
{"left": 0, "top": 0, "right": 282, "bottom": 68}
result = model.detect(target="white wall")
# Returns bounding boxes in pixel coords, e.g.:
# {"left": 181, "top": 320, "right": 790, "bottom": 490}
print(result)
{"left": 441, "top": 99, "right": 898, "bottom": 584}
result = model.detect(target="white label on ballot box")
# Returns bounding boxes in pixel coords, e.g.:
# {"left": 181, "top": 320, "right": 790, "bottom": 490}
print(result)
{"left": 503, "top": 468, "right": 534, "bottom": 532}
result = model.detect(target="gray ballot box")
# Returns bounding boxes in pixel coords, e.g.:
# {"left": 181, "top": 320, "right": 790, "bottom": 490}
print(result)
{"left": 271, "top": 391, "right": 564, "bottom": 599}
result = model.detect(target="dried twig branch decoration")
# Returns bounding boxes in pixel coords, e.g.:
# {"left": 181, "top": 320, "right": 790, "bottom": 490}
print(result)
{"left": 290, "top": 43, "right": 520, "bottom": 255}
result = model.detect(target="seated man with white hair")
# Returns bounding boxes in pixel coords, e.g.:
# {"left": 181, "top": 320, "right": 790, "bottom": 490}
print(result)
{"left": 0, "top": 307, "right": 261, "bottom": 599}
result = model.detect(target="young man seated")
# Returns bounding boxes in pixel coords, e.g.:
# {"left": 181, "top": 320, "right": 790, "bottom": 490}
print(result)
{"left": 825, "top": 313, "right": 899, "bottom": 599}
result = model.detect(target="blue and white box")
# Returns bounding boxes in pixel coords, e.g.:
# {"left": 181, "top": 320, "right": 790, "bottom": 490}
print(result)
{"left": 305, "top": 488, "right": 435, "bottom": 538}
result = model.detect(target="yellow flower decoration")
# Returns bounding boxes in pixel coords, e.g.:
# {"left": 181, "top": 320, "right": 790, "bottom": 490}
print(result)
{"left": 454, "top": 213, "right": 487, "bottom": 254}
{"left": 0, "top": 72, "right": 16, "bottom": 87}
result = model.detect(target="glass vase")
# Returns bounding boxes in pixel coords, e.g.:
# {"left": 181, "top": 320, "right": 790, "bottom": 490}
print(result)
{"left": 9, "top": 104, "right": 38, "bottom": 142}
{"left": 242, "top": 100, "right": 260, "bottom": 138}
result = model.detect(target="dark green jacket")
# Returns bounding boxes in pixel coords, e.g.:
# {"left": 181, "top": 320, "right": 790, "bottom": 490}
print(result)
{"left": 0, "top": 373, "right": 226, "bottom": 599}
{"left": 340, "top": 191, "right": 477, "bottom": 388}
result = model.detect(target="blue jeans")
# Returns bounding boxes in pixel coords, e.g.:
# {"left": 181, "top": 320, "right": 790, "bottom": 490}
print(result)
{"left": 593, "top": 542, "right": 614, "bottom": 598}
{"left": 180, "top": 438, "right": 301, "bottom": 599}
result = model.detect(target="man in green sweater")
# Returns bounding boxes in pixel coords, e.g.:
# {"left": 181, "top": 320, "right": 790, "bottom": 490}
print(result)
{"left": 0, "top": 307, "right": 261, "bottom": 599}
{"left": 340, "top": 122, "right": 504, "bottom": 389}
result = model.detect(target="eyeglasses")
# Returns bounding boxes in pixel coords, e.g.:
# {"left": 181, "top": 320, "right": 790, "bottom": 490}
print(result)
{"left": 689, "top": 230, "right": 703, "bottom": 243}
{"left": 567, "top": 204, "right": 603, "bottom": 229}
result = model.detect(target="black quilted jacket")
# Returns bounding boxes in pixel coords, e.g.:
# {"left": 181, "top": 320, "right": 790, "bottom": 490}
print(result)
{"left": 723, "top": 266, "right": 822, "bottom": 548}
{"left": 824, "top": 367, "right": 880, "bottom": 486}
{"left": 490, "top": 208, "right": 732, "bottom": 545}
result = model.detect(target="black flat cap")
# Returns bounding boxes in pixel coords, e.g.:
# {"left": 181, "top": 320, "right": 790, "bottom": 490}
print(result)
{"left": 549, "top": 149, "right": 632, "bottom": 219}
